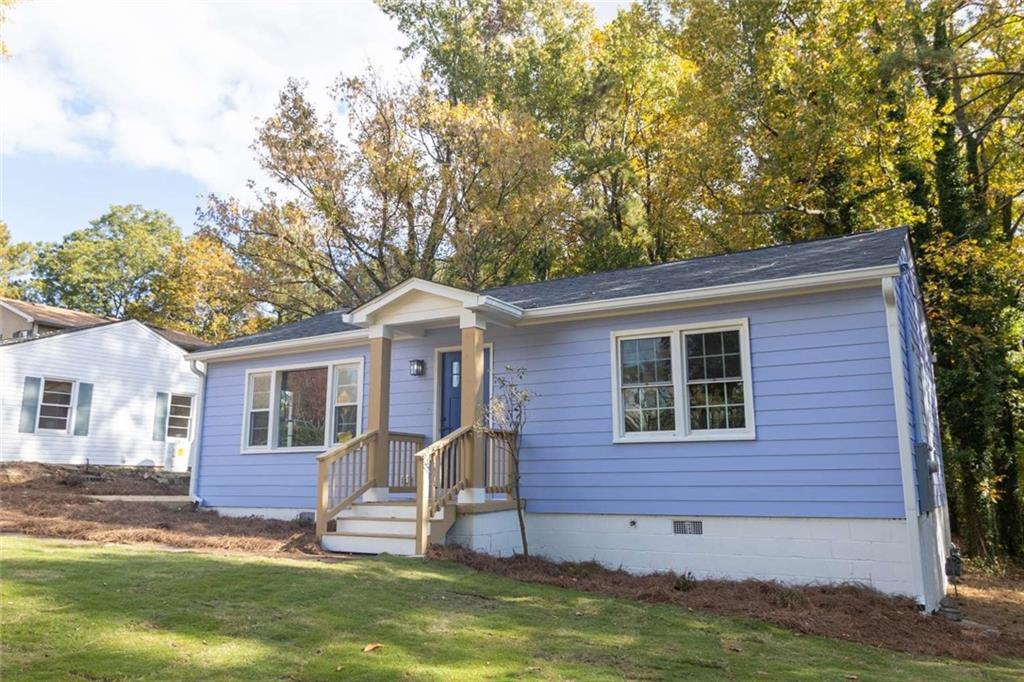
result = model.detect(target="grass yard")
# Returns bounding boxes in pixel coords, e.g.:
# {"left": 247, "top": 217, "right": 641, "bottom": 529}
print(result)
{"left": 1, "top": 536, "right": 1021, "bottom": 681}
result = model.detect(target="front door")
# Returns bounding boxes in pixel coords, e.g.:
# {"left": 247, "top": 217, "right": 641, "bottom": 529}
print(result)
{"left": 439, "top": 349, "right": 491, "bottom": 437}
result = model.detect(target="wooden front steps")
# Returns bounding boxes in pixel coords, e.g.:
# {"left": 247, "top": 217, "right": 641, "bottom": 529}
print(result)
{"left": 320, "top": 500, "right": 454, "bottom": 556}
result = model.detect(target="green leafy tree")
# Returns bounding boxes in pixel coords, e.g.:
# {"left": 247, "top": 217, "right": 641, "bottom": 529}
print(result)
{"left": 29, "top": 205, "right": 181, "bottom": 318}
{"left": 0, "top": 221, "right": 34, "bottom": 298}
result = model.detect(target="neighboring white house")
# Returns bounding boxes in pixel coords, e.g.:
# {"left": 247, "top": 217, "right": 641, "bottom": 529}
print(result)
{"left": 1, "top": 317, "right": 208, "bottom": 469}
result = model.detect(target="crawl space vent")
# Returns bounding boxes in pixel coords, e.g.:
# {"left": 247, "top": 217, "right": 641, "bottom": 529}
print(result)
{"left": 673, "top": 520, "right": 703, "bottom": 535}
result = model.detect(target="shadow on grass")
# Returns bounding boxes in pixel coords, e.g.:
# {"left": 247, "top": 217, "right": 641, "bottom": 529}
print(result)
{"left": 2, "top": 539, "right": 1022, "bottom": 681}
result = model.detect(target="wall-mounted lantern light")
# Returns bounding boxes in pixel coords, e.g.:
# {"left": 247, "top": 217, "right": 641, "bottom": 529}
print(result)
{"left": 409, "top": 359, "right": 425, "bottom": 377}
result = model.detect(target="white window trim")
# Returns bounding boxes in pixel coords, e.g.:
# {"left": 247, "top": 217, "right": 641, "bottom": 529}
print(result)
{"left": 165, "top": 393, "right": 196, "bottom": 441}
{"left": 610, "top": 319, "right": 756, "bottom": 443}
{"left": 240, "top": 357, "right": 364, "bottom": 455}
{"left": 35, "top": 377, "right": 78, "bottom": 434}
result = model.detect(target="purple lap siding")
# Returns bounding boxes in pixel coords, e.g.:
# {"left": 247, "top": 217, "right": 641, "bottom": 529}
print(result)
{"left": 196, "top": 285, "right": 906, "bottom": 518}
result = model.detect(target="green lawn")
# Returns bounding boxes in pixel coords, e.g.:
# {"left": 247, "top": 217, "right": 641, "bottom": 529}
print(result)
{"left": 1, "top": 536, "right": 1020, "bottom": 681}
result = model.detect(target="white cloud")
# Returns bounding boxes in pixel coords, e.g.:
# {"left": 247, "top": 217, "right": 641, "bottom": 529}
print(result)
{"left": 2, "top": 0, "right": 415, "bottom": 196}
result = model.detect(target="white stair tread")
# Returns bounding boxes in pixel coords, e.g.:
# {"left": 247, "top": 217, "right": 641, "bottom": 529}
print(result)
{"left": 324, "top": 530, "right": 415, "bottom": 539}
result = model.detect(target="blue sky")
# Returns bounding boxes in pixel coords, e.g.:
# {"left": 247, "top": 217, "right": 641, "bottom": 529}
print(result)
{"left": 1, "top": 1, "right": 627, "bottom": 245}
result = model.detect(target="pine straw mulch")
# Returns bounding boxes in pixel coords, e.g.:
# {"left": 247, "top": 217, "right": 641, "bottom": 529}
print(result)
{"left": 0, "top": 463, "right": 323, "bottom": 556}
{"left": 427, "top": 545, "right": 1024, "bottom": 662}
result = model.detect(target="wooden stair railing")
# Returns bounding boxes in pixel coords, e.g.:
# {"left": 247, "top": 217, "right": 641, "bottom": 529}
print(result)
{"left": 414, "top": 424, "right": 473, "bottom": 554}
{"left": 315, "top": 429, "right": 377, "bottom": 538}
{"left": 484, "top": 428, "right": 516, "bottom": 495}
{"left": 388, "top": 432, "right": 426, "bottom": 492}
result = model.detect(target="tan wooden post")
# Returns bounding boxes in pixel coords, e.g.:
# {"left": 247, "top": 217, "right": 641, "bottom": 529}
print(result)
{"left": 459, "top": 318, "right": 486, "bottom": 500}
{"left": 366, "top": 326, "right": 392, "bottom": 500}
{"left": 415, "top": 453, "right": 429, "bottom": 554}
{"left": 316, "top": 458, "right": 329, "bottom": 538}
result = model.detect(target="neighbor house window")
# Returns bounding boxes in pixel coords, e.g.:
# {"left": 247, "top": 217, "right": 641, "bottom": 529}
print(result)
{"left": 37, "top": 379, "right": 75, "bottom": 431}
{"left": 166, "top": 394, "right": 194, "bottom": 439}
{"left": 612, "top": 320, "right": 754, "bottom": 442}
{"left": 243, "top": 360, "right": 362, "bottom": 452}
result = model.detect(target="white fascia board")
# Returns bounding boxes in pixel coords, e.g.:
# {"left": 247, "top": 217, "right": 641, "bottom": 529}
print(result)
{"left": 185, "top": 328, "right": 370, "bottom": 362}
{"left": 469, "top": 295, "right": 523, "bottom": 320}
{"left": 517, "top": 264, "right": 900, "bottom": 324}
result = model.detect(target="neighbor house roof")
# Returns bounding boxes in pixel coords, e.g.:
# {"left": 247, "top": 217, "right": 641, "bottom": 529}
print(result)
{"left": 192, "top": 227, "right": 908, "bottom": 357}
{"left": 0, "top": 297, "right": 114, "bottom": 329}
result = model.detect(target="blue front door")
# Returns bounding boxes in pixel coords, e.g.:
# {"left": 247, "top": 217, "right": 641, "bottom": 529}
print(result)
{"left": 439, "top": 349, "right": 490, "bottom": 436}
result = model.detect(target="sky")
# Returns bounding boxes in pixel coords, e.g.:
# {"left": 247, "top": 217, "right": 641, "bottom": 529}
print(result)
{"left": 1, "top": 1, "right": 627, "bottom": 244}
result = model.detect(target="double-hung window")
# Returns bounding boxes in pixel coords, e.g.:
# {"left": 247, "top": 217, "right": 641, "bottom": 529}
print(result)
{"left": 243, "top": 359, "right": 362, "bottom": 452}
{"left": 38, "top": 379, "right": 75, "bottom": 431}
{"left": 166, "top": 394, "right": 194, "bottom": 439}
{"left": 612, "top": 319, "right": 754, "bottom": 442}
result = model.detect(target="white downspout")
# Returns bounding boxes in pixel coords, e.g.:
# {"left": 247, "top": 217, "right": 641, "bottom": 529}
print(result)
{"left": 188, "top": 359, "right": 207, "bottom": 504}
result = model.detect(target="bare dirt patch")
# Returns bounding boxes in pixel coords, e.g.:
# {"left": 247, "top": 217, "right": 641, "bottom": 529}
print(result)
{"left": 428, "top": 545, "right": 1024, "bottom": 662}
{"left": 0, "top": 462, "right": 323, "bottom": 556}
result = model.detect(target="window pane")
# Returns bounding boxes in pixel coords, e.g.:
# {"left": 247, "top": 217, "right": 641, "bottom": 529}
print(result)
{"left": 333, "top": 365, "right": 359, "bottom": 405}
{"left": 724, "top": 354, "right": 742, "bottom": 378}
{"left": 684, "top": 328, "right": 747, "bottom": 432}
{"left": 658, "top": 408, "right": 676, "bottom": 431}
{"left": 690, "top": 408, "right": 707, "bottom": 430}
{"left": 333, "top": 405, "right": 358, "bottom": 443}
{"left": 619, "top": 335, "right": 674, "bottom": 433}
{"left": 249, "top": 373, "right": 271, "bottom": 410}
{"left": 708, "top": 407, "right": 728, "bottom": 429}
{"left": 705, "top": 355, "right": 724, "bottom": 379}
{"left": 277, "top": 367, "right": 328, "bottom": 448}
{"left": 168, "top": 426, "right": 190, "bottom": 438}
{"left": 38, "top": 417, "right": 68, "bottom": 430}
{"left": 42, "top": 388, "right": 73, "bottom": 406}
{"left": 39, "top": 404, "right": 70, "bottom": 418}
{"left": 687, "top": 357, "right": 705, "bottom": 381}
{"left": 249, "top": 411, "right": 269, "bottom": 447}
{"left": 723, "top": 330, "right": 740, "bottom": 354}
{"left": 705, "top": 332, "right": 723, "bottom": 354}
{"left": 728, "top": 407, "right": 746, "bottom": 429}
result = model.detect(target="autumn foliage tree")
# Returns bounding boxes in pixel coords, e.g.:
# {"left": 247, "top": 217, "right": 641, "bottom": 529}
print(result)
{"left": 202, "top": 76, "right": 566, "bottom": 319}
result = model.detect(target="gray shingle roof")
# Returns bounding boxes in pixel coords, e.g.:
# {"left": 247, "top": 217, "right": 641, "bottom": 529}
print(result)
{"left": 201, "top": 310, "right": 360, "bottom": 352}
{"left": 197, "top": 228, "right": 907, "bottom": 354}
{"left": 481, "top": 227, "right": 907, "bottom": 309}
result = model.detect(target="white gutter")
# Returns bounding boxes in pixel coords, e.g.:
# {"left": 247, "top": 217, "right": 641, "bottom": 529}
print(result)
{"left": 517, "top": 264, "right": 900, "bottom": 324}
{"left": 186, "top": 327, "right": 370, "bottom": 362}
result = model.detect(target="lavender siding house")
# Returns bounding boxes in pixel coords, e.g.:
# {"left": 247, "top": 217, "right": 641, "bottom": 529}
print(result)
{"left": 188, "top": 228, "right": 951, "bottom": 610}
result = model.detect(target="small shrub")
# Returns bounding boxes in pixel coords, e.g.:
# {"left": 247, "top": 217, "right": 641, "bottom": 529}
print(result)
{"left": 673, "top": 572, "right": 698, "bottom": 592}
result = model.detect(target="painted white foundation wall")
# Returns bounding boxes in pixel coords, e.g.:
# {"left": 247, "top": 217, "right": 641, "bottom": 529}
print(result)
{"left": 523, "top": 513, "right": 917, "bottom": 598}
{"left": 447, "top": 509, "right": 524, "bottom": 556}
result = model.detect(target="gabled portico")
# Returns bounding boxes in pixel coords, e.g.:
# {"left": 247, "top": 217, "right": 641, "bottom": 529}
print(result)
{"left": 315, "top": 279, "right": 522, "bottom": 554}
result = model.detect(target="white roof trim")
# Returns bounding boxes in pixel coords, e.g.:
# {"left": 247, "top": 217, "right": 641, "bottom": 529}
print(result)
{"left": 186, "top": 327, "right": 370, "bottom": 362}
{"left": 0, "top": 299, "right": 35, "bottom": 322}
